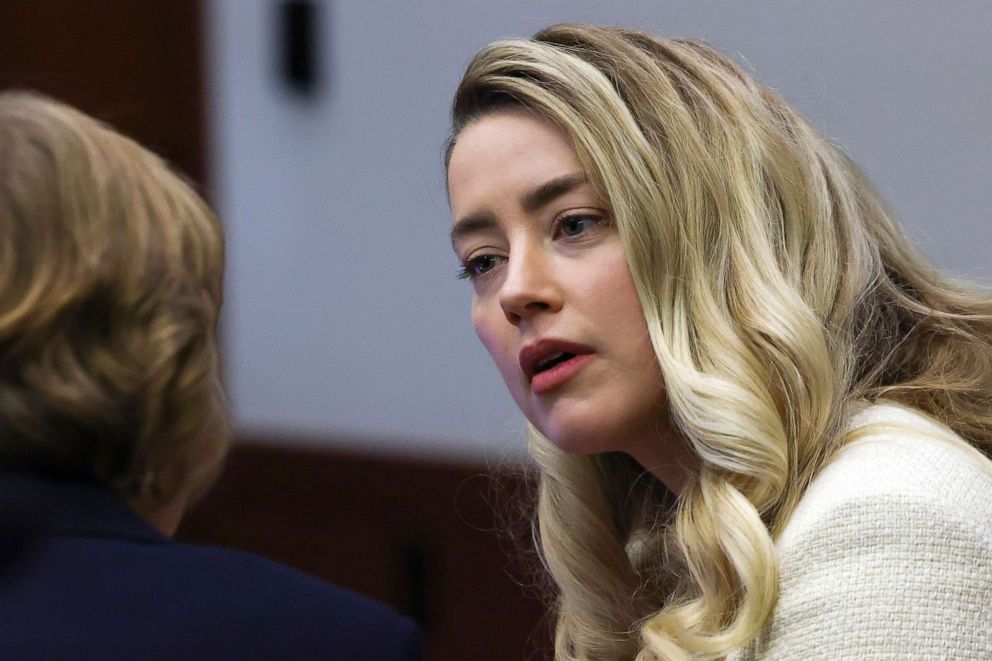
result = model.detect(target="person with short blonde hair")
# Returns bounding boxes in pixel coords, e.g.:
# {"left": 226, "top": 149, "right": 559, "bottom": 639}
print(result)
{"left": 0, "top": 91, "right": 228, "bottom": 532}
{"left": 0, "top": 92, "right": 422, "bottom": 661}
{"left": 446, "top": 24, "right": 992, "bottom": 660}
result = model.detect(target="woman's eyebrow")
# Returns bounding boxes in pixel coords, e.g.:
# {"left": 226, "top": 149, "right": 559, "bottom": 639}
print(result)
{"left": 521, "top": 172, "right": 587, "bottom": 213}
{"left": 450, "top": 211, "right": 498, "bottom": 249}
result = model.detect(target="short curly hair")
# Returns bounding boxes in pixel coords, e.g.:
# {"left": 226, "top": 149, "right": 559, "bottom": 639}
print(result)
{"left": 0, "top": 91, "right": 228, "bottom": 506}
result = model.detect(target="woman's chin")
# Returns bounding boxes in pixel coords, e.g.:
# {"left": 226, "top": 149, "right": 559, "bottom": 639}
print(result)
{"left": 536, "top": 417, "right": 620, "bottom": 456}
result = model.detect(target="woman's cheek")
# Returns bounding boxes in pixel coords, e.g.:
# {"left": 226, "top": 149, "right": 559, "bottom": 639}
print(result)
{"left": 472, "top": 311, "right": 508, "bottom": 370}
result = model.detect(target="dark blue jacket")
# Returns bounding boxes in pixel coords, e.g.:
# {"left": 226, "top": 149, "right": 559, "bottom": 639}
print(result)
{"left": 0, "top": 470, "right": 423, "bottom": 660}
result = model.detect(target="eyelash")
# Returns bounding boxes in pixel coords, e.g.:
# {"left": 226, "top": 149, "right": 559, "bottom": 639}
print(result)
{"left": 456, "top": 212, "right": 607, "bottom": 281}
{"left": 457, "top": 255, "right": 503, "bottom": 280}
{"left": 553, "top": 213, "right": 604, "bottom": 239}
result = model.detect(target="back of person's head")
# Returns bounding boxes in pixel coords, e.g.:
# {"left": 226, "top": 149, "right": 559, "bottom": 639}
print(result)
{"left": 0, "top": 91, "right": 228, "bottom": 509}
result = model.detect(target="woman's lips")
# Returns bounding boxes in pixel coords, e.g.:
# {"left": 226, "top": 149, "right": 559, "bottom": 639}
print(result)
{"left": 531, "top": 353, "right": 595, "bottom": 394}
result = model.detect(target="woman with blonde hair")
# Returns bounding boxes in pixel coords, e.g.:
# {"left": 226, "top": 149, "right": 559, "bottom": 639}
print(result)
{"left": 445, "top": 24, "right": 992, "bottom": 660}
{"left": 0, "top": 92, "right": 421, "bottom": 660}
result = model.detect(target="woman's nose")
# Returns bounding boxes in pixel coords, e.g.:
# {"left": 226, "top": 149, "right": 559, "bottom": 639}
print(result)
{"left": 498, "top": 246, "right": 562, "bottom": 326}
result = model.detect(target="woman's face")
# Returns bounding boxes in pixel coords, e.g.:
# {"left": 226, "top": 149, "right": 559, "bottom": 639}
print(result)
{"left": 447, "top": 109, "right": 669, "bottom": 457}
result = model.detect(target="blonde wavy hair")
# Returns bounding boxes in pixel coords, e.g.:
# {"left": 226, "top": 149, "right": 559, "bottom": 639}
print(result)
{"left": 0, "top": 92, "right": 228, "bottom": 509}
{"left": 446, "top": 24, "right": 992, "bottom": 659}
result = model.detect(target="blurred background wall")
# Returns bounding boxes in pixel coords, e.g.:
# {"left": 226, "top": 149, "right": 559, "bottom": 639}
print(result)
{"left": 2, "top": 2, "right": 989, "bottom": 660}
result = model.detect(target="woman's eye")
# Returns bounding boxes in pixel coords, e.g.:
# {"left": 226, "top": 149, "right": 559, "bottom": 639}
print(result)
{"left": 457, "top": 254, "right": 503, "bottom": 280}
{"left": 556, "top": 214, "right": 603, "bottom": 238}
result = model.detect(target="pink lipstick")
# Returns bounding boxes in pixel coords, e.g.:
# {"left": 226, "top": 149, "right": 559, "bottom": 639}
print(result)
{"left": 531, "top": 353, "right": 594, "bottom": 393}
{"left": 519, "top": 339, "right": 595, "bottom": 394}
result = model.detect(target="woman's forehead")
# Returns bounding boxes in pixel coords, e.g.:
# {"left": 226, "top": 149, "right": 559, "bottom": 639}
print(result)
{"left": 448, "top": 111, "right": 581, "bottom": 209}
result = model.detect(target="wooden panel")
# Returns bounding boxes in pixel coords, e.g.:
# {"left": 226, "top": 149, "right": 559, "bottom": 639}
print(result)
{"left": 0, "top": 0, "right": 207, "bottom": 188}
{"left": 178, "top": 440, "right": 552, "bottom": 661}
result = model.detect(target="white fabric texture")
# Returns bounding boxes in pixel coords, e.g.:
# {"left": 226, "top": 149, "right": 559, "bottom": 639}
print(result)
{"left": 731, "top": 403, "right": 992, "bottom": 660}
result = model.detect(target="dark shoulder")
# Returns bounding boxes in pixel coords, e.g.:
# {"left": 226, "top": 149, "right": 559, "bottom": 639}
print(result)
{"left": 9, "top": 537, "right": 424, "bottom": 661}
{"left": 0, "top": 473, "right": 423, "bottom": 660}
{"left": 156, "top": 541, "right": 423, "bottom": 659}
{"left": 165, "top": 541, "right": 389, "bottom": 614}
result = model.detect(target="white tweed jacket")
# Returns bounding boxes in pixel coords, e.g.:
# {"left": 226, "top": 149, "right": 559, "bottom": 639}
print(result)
{"left": 732, "top": 403, "right": 992, "bottom": 660}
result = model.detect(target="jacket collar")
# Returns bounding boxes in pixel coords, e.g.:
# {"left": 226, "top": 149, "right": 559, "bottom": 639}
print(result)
{"left": 0, "top": 469, "right": 170, "bottom": 545}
